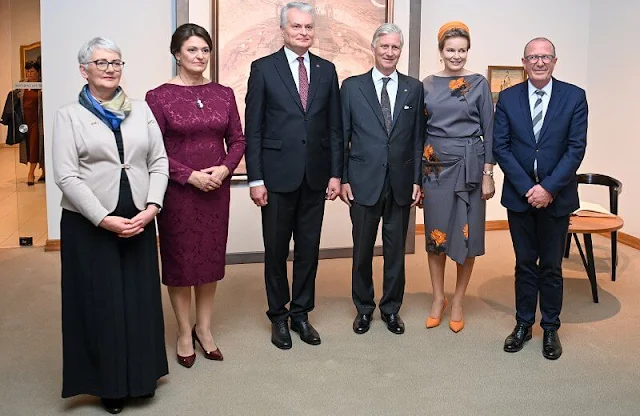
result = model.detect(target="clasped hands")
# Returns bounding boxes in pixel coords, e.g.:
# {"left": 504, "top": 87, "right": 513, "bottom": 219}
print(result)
{"left": 526, "top": 184, "right": 553, "bottom": 209}
{"left": 99, "top": 204, "right": 160, "bottom": 238}
{"left": 188, "top": 165, "right": 230, "bottom": 192}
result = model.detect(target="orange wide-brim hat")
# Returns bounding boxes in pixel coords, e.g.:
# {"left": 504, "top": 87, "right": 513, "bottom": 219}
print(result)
{"left": 437, "top": 21, "right": 470, "bottom": 43}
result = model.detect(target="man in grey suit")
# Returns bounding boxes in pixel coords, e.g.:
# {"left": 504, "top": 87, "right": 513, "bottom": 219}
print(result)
{"left": 340, "top": 23, "right": 424, "bottom": 335}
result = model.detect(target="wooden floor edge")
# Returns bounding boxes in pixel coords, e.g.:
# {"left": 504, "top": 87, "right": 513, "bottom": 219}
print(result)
{"left": 41, "top": 227, "right": 640, "bottom": 252}
{"left": 416, "top": 220, "right": 508, "bottom": 235}
{"left": 45, "top": 239, "right": 61, "bottom": 252}
{"left": 614, "top": 232, "right": 640, "bottom": 250}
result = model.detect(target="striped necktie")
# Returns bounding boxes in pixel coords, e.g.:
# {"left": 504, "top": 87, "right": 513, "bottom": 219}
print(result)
{"left": 532, "top": 90, "right": 545, "bottom": 142}
{"left": 532, "top": 89, "right": 545, "bottom": 182}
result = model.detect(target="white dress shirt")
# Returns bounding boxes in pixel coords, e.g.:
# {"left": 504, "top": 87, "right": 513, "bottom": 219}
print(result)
{"left": 372, "top": 67, "right": 398, "bottom": 118}
{"left": 528, "top": 78, "right": 553, "bottom": 127}
{"left": 283, "top": 47, "right": 310, "bottom": 91}
{"left": 249, "top": 47, "right": 311, "bottom": 188}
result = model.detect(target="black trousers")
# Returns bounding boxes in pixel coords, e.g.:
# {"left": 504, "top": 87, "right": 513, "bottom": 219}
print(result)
{"left": 350, "top": 175, "right": 410, "bottom": 315}
{"left": 507, "top": 208, "right": 570, "bottom": 330}
{"left": 261, "top": 178, "right": 326, "bottom": 322}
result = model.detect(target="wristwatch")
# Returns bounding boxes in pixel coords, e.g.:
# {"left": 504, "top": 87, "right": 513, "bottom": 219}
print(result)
{"left": 482, "top": 170, "right": 494, "bottom": 177}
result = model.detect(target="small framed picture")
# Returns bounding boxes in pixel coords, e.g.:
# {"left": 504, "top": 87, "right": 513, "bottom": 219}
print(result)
{"left": 20, "top": 42, "right": 41, "bottom": 80}
{"left": 488, "top": 66, "right": 527, "bottom": 103}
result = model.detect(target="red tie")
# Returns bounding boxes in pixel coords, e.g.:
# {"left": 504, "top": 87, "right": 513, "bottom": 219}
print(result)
{"left": 297, "top": 56, "right": 308, "bottom": 111}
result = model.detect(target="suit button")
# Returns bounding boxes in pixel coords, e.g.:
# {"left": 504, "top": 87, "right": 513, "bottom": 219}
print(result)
{"left": 302, "top": 140, "right": 306, "bottom": 144}
{"left": 536, "top": 149, "right": 539, "bottom": 152}
{"left": 383, "top": 163, "right": 387, "bottom": 167}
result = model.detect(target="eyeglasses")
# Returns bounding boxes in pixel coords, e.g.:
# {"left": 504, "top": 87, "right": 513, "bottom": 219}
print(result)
{"left": 524, "top": 54, "right": 555, "bottom": 64}
{"left": 86, "top": 60, "right": 125, "bottom": 71}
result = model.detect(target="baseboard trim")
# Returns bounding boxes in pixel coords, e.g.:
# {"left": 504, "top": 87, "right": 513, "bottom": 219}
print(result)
{"left": 40, "top": 239, "right": 386, "bottom": 264}
{"left": 486, "top": 220, "right": 509, "bottom": 231}
{"left": 37, "top": 228, "right": 640, "bottom": 254}
{"left": 45, "top": 239, "right": 60, "bottom": 252}
{"left": 614, "top": 232, "right": 640, "bottom": 250}
{"left": 416, "top": 220, "right": 508, "bottom": 235}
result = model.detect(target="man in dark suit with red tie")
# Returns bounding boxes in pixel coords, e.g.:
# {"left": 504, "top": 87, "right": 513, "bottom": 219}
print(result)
{"left": 493, "top": 37, "right": 588, "bottom": 360}
{"left": 245, "top": 2, "right": 342, "bottom": 350}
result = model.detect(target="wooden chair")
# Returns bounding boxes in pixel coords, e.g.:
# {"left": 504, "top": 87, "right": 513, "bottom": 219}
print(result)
{"left": 564, "top": 174, "right": 622, "bottom": 281}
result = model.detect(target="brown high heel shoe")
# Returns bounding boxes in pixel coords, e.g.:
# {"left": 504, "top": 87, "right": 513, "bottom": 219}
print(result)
{"left": 192, "top": 325, "right": 223, "bottom": 361}
{"left": 176, "top": 337, "right": 196, "bottom": 368}
{"left": 425, "top": 298, "right": 448, "bottom": 328}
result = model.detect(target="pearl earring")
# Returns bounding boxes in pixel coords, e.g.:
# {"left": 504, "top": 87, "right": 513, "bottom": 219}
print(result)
{"left": 176, "top": 59, "right": 181, "bottom": 66}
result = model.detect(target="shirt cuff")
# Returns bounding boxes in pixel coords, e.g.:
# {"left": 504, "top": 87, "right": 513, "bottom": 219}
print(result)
{"left": 249, "top": 180, "right": 264, "bottom": 187}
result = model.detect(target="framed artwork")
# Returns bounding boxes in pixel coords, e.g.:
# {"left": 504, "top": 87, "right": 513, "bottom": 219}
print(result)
{"left": 20, "top": 42, "right": 41, "bottom": 80}
{"left": 487, "top": 65, "right": 527, "bottom": 103}
{"left": 210, "top": 0, "right": 393, "bottom": 176}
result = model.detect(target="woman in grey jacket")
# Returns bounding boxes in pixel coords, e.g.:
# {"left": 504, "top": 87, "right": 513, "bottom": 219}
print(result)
{"left": 52, "top": 37, "right": 169, "bottom": 415}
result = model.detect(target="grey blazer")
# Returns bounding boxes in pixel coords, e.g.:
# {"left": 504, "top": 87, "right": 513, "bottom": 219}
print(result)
{"left": 52, "top": 99, "right": 169, "bottom": 226}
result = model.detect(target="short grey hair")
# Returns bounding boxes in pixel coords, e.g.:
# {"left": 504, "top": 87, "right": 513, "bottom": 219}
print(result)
{"left": 523, "top": 37, "right": 556, "bottom": 57}
{"left": 280, "top": 2, "right": 315, "bottom": 28}
{"left": 371, "top": 23, "right": 404, "bottom": 48}
{"left": 77, "top": 37, "right": 122, "bottom": 66}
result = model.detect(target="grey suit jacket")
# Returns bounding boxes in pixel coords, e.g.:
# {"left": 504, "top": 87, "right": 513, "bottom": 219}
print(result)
{"left": 341, "top": 70, "right": 425, "bottom": 206}
{"left": 52, "top": 99, "right": 169, "bottom": 226}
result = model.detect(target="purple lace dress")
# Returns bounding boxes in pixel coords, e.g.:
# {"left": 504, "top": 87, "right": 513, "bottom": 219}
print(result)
{"left": 146, "top": 83, "right": 245, "bottom": 286}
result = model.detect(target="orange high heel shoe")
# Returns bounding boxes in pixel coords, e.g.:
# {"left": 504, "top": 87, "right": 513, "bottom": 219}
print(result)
{"left": 449, "top": 319, "right": 465, "bottom": 333}
{"left": 425, "top": 298, "right": 448, "bottom": 328}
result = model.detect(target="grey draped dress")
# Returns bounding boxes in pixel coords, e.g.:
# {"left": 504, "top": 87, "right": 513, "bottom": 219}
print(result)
{"left": 422, "top": 74, "right": 495, "bottom": 264}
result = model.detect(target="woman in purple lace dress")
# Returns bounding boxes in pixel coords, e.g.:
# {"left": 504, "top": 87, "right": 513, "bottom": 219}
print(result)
{"left": 146, "top": 24, "right": 245, "bottom": 368}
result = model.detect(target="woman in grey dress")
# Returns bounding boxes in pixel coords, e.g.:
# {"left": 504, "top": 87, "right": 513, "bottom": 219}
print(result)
{"left": 422, "top": 22, "right": 495, "bottom": 332}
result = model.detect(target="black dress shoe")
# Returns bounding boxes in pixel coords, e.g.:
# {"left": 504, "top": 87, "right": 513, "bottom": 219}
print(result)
{"left": 381, "top": 313, "right": 405, "bottom": 334}
{"left": 353, "top": 313, "right": 372, "bottom": 334}
{"left": 503, "top": 323, "right": 533, "bottom": 353}
{"left": 290, "top": 319, "right": 321, "bottom": 345}
{"left": 101, "top": 398, "right": 124, "bottom": 414}
{"left": 271, "top": 320, "right": 292, "bottom": 350}
{"left": 542, "top": 330, "right": 562, "bottom": 360}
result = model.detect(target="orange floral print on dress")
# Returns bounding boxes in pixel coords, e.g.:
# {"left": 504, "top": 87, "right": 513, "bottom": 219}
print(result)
{"left": 423, "top": 144, "right": 434, "bottom": 161}
{"left": 462, "top": 224, "right": 469, "bottom": 239}
{"left": 427, "top": 228, "right": 447, "bottom": 254}
{"left": 430, "top": 229, "right": 447, "bottom": 246}
{"left": 449, "top": 77, "right": 471, "bottom": 96}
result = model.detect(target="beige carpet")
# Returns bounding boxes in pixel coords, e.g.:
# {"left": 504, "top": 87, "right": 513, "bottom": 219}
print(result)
{"left": 0, "top": 231, "right": 638, "bottom": 415}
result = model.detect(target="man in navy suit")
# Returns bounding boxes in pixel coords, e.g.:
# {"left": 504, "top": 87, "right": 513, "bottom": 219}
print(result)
{"left": 493, "top": 37, "right": 588, "bottom": 360}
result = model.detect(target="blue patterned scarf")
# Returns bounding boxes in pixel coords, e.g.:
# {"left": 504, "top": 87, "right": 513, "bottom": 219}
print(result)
{"left": 78, "top": 85, "right": 131, "bottom": 130}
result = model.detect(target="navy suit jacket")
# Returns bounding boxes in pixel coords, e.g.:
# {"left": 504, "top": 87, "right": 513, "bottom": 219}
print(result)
{"left": 493, "top": 78, "right": 588, "bottom": 217}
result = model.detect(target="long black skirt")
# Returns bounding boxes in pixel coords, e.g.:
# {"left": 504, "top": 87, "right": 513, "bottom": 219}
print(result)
{"left": 60, "top": 189, "right": 168, "bottom": 399}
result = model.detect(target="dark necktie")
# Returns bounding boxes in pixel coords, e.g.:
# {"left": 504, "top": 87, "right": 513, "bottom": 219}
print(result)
{"left": 297, "top": 56, "right": 308, "bottom": 111}
{"left": 381, "top": 77, "right": 392, "bottom": 134}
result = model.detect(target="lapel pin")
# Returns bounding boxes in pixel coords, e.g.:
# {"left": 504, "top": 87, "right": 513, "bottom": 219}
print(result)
{"left": 404, "top": 89, "right": 408, "bottom": 92}
{"left": 316, "top": 64, "right": 320, "bottom": 68}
